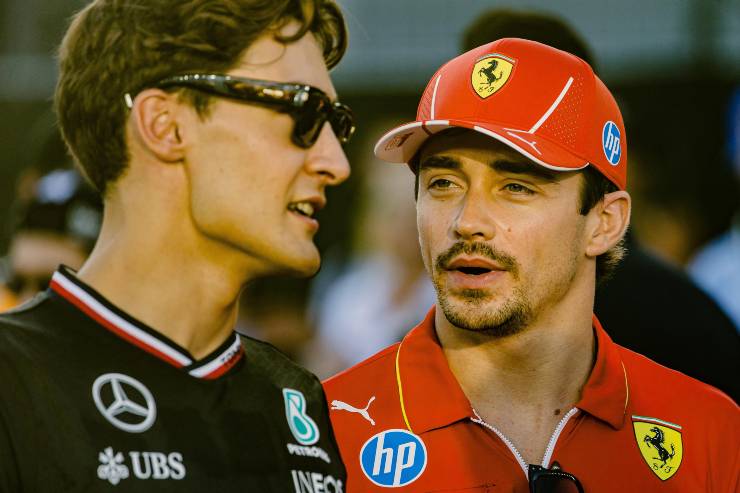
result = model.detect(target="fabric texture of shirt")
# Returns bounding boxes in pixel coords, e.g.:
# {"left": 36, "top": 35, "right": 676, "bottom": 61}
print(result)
{"left": 323, "top": 307, "right": 739, "bottom": 492}
{"left": 0, "top": 266, "right": 345, "bottom": 492}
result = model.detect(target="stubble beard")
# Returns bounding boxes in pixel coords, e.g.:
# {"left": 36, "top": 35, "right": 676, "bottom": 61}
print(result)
{"left": 432, "top": 241, "right": 533, "bottom": 338}
{"left": 435, "top": 282, "right": 533, "bottom": 338}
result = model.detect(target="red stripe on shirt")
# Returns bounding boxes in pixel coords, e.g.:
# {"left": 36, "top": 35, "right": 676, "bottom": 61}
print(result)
{"left": 199, "top": 345, "right": 245, "bottom": 380}
{"left": 50, "top": 279, "right": 186, "bottom": 369}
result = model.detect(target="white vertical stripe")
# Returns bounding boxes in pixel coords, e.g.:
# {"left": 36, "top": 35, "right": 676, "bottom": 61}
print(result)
{"left": 473, "top": 406, "right": 581, "bottom": 479}
{"left": 430, "top": 75, "right": 442, "bottom": 120}
{"left": 541, "top": 408, "right": 579, "bottom": 467}
{"left": 52, "top": 272, "right": 192, "bottom": 366}
{"left": 528, "top": 77, "right": 574, "bottom": 133}
{"left": 471, "top": 410, "right": 529, "bottom": 477}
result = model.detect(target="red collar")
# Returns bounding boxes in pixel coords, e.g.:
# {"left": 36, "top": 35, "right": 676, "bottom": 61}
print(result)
{"left": 395, "top": 308, "right": 473, "bottom": 434}
{"left": 395, "top": 307, "right": 628, "bottom": 434}
{"left": 577, "top": 315, "right": 629, "bottom": 429}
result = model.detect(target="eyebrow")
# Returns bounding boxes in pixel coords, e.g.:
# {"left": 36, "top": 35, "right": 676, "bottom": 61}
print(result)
{"left": 418, "top": 154, "right": 560, "bottom": 182}
{"left": 491, "top": 160, "right": 560, "bottom": 182}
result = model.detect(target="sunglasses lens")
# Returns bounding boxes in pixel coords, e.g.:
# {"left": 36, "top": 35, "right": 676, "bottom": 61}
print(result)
{"left": 291, "top": 93, "right": 329, "bottom": 148}
{"left": 293, "top": 91, "right": 355, "bottom": 148}
{"left": 330, "top": 105, "right": 356, "bottom": 144}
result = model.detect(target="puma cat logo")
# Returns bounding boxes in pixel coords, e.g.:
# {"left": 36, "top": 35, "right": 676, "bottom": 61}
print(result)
{"left": 330, "top": 397, "right": 376, "bottom": 426}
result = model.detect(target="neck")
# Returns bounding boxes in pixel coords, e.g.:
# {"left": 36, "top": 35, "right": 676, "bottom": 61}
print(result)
{"left": 437, "top": 289, "right": 596, "bottom": 417}
{"left": 78, "top": 186, "right": 257, "bottom": 359}
{"left": 437, "top": 295, "right": 595, "bottom": 465}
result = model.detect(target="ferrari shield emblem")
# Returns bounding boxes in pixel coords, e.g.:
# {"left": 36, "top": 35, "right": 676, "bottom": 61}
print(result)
{"left": 471, "top": 54, "right": 515, "bottom": 99}
{"left": 633, "top": 416, "right": 683, "bottom": 481}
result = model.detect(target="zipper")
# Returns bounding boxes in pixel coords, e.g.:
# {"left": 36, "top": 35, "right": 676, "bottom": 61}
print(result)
{"left": 470, "top": 407, "right": 580, "bottom": 479}
{"left": 541, "top": 408, "right": 579, "bottom": 467}
{"left": 471, "top": 409, "right": 529, "bottom": 476}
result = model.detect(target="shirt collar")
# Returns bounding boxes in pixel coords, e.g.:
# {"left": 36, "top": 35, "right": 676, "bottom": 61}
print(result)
{"left": 49, "top": 265, "right": 244, "bottom": 379}
{"left": 395, "top": 307, "right": 474, "bottom": 434}
{"left": 575, "top": 315, "right": 629, "bottom": 430}
{"left": 395, "top": 307, "right": 629, "bottom": 434}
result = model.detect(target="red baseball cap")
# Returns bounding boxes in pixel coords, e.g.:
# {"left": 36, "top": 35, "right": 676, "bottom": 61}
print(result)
{"left": 374, "top": 38, "right": 627, "bottom": 190}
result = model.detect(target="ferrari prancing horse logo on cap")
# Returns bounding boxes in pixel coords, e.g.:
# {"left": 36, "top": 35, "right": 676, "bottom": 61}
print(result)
{"left": 632, "top": 416, "right": 683, "bottom": 481}
{"left": 471, "top": 54, "right": 515, "bottom": 99}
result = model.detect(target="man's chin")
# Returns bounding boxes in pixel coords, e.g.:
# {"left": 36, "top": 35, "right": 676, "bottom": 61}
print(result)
{"left": 442, "top": 287, "right": 498, "bottom": 311}
{"left": 438, "top": 291, "right": 531, "bottom": 337}
{"left": 261, "top": 243, "right": 321, "bottom": 278}
{"left": 288, "top": 246, "right": 322, "bottom": 278}
{"left": 299, "top": 258, "right": 321, "bottom": 278}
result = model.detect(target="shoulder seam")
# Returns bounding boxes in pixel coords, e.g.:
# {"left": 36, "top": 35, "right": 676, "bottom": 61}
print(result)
{"left": 238, "top": 333, "right": 316, "bottom": 380}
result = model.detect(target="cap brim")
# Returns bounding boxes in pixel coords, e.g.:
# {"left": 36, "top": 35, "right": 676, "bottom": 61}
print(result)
{"left": 374, "top": 119, "right": 589, "bottom": 173}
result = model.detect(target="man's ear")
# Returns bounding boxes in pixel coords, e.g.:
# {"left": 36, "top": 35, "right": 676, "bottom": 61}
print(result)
{"left": 129, "top": 89, "right": 187, "bottom": 163}
{"left": 585, "top": 190, "right": 631, "bottom": 257}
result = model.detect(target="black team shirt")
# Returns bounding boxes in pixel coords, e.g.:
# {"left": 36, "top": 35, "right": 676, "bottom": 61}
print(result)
{"left": 0, "top": 266, "right": 345, "bottom": 492}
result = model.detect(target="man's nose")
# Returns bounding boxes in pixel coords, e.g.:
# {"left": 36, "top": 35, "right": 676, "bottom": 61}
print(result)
{"left": 305, "top": 123, "right": 351, "bottom": 186}
{"left": 453, "top": 192, "right": 496, "bottom": 241}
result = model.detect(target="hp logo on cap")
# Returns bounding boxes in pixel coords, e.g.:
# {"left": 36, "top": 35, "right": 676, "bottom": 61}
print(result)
{"left": 602, "top": 121, "right": 622, "bottom": 166}
{"left": 360, "top": 429, "right": 427, "bottom": 487}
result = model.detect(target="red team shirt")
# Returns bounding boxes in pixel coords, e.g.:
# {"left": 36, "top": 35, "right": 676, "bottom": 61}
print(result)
{"left": 324, "top": 308, "right": 739, "bottom": 492}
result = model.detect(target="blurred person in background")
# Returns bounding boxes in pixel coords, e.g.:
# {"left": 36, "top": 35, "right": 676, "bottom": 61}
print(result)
{"left": 462, "top": 8, "right": 739, "bottom": 401}
{"left": 306, "top": 121, "right": 435, "bottom": 377}
{"left": 325, "top": 37, "right": 738, "bottom": 493}
{"left": 0, "top": 275, "right": 15, "bottom": 310}
{"left": 2, "top": 167, "right": 101, "bottom": 304}
{"left": 0, "top": 283, "right": 13, "bottom": 311}
{"left": 688, "top": 87, "right": 740, "bottom": 330}
{"left": 0, "top": 0, "right": 352, "bottom": 490}
{"left": 0, "top": 128, "right": 101, "bottom": 310}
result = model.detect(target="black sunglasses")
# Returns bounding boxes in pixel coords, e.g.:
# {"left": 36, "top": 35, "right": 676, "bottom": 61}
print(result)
{"left": 127, "top": 73, "right": 355, "bottom": 149}
{"left": 528, "top": 462, "right": 584, "bottom": 493}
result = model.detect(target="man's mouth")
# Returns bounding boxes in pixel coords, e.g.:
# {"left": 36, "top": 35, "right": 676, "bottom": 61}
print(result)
{"left": 445, "top": 257, "right": 504, "bottom": 275}
{"left": 288, "top": 201, "right": 316, "bottom": 218}
{"left": 441, "top": 256, "right": 508, "bottom": 291}
{"left": 455, "top": 266, "right": 493, "bottom": 276}
{"left": 434, "top": 244, "right": 518, "bottom": 292}
{"left": 288, "top": 198, "right": 326, "bottom": 233}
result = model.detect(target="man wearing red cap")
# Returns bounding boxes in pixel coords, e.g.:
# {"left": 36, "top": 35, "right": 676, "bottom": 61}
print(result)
{"left": 324, "top": 38, "right": 739, "bottom": 492}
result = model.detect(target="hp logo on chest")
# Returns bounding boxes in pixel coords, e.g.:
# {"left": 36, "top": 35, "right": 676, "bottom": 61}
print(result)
{"left": 360, "top": 429, "right": 427, "bottom": 487}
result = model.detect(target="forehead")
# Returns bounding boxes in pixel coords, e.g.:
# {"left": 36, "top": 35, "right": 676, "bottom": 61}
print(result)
{"left": 230, "top": 28, "right": 336, "bottom": 99}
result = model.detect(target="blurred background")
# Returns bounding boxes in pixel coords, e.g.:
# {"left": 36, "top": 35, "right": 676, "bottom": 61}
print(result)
{"left": 1, "top": 0, "right": 738, "bottom": 389}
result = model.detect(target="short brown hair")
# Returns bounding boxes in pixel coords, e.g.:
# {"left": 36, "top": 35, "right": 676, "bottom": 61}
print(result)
{"left": 55, "top": 0, "right": 347, "bottom": 194}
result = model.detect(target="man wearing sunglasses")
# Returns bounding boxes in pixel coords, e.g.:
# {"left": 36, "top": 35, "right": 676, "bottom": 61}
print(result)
{"left": 0, "top": 0, "right": 352, "bottom": 491}
{"left": 324, "top": 39, "right": 739, "bottom": 492}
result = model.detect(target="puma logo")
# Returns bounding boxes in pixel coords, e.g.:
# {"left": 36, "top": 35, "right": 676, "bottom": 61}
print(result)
{"left": 506, "top": 130, "right": 542, "bottom": 155}
{"left": 330, "top": 396, "right": 376, "bottom": 426}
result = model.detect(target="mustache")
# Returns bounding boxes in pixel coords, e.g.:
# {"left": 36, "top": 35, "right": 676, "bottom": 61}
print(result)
{"left": 435, "top": 242, "right": 518, "bottom": 274}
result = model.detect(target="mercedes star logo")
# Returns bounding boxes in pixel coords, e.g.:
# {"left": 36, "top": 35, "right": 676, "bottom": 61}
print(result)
{"left": 92, "top": 373, "right": 157, "bottom": 433}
